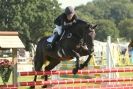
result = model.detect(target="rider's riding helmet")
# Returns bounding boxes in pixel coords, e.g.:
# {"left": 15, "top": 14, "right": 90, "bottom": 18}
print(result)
{"left": 65, "top": 6, "right": 75, "bottom": 15}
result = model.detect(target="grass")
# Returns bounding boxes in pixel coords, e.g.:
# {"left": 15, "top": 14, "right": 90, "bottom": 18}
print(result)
{"left": 119, "top": 72, "right": 133, "bottom": 77}
{"left": 0, "top": 75, "right": 43, "bottom": 89}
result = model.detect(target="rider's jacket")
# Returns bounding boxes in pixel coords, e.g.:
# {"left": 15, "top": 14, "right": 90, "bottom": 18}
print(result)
{"left": 54, "top": 13, "right": 78, "bottom": 29}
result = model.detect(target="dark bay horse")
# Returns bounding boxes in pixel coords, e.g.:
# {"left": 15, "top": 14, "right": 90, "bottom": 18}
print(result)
{"left": 30, "top": 20, "right": 97, "bottom": 88}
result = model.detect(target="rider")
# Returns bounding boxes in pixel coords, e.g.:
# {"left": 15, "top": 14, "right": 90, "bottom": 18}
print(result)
{"left": 47, "top": 6, "right": 78, "bottom": 49}
{"left": 47, "top": 6, "right": 94, "bottom": 54}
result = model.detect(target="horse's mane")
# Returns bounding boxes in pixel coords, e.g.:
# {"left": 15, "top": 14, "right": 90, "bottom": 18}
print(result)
{"left": 76, "top": 19, "right": 88, "bottom": 25}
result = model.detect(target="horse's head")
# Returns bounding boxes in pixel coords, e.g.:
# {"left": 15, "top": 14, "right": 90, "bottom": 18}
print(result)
{"left": 84, "top": 24, "right": 97, "bottom": 40}
{"left": 66, "top": 19, "right": 97, "bottom": 51}
{"left": 82, "top": 23, "right": 97, "bottom": 50}
{"left": 72, "top": 20, "right": 97, "bottom": 49}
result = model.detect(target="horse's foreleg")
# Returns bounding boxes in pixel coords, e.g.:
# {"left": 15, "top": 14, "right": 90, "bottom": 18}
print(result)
{"left": 30, "top": 58, "right": 44, "bottom": 89}
{"left": 79, "top": 54, "right": 92, "bottom": 69}
{"left": 29, "top": 75, "right": 37, "bottom": 89}
{"left": 71, "top": 50, "right": 80, "bottom": 74}
{"left": 42, "top": 75, "right": 48, "bottom": 88}
{"left": 73, "top": 57, "right": 80, "bottom": 74}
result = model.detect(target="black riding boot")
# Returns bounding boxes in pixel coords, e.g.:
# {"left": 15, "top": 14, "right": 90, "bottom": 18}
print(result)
{"left": 51, "top": 32, "right": 59, "bottom": 47}
{"left": 47, "top": 32, "right": 59, "bottom": 49}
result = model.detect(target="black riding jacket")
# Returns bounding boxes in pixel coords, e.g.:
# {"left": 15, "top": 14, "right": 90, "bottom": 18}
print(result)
{"left": 54, "top": 13, "right": 78, "bottom": 29}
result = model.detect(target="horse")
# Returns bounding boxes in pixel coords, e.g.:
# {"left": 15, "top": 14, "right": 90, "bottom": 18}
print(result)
{"left": 30, "top": 19, "right": 97, "bottom": 89}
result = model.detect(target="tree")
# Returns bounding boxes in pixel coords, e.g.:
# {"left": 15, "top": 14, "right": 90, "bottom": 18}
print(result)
{"left": 109, "top": 2, "right": 128, "bottom": 24}
{"left": 0, "top": 0, "right": 61, "bottom": 51}
{"left": 76, "top": 0, "right": 133, "bottom": 41}
{"left": 76, "top": 4, "right": 94, "bottom": 22}
{"left": 118, "top": 19, "right": 133, "bottom": 40}
{"left": 96, "top": 19, "right": 119, "bottom": 41}
{"left": 126, "top": 3, "right": 133, "bottom": 18}
{"left": 19, "top": 0, "right": 61, "bottom": 51}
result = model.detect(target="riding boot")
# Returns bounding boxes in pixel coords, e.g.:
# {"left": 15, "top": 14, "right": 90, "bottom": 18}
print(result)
{"left": 47, "top": 32, "right": 59, "bottom": 49}
{"left": 51, "top": 32, "right": 59, "bottom": 47}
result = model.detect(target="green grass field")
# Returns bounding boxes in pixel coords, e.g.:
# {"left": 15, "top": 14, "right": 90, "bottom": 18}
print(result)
{"left": 0, "top": 75, "right": 43, "bottom": 89}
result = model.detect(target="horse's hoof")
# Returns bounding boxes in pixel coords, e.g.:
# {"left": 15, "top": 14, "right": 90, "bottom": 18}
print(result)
{"left": 29, "top": 86, "right": 35, "bottom": 89}
{"left": 42, "top": 85, "right": 47, "bottom": 88}
{"left": 72, "top": 68, "right": 78, "bottom": 74}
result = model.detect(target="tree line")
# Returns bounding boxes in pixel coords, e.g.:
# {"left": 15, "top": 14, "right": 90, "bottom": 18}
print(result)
{"left": 76, "top": 0, "right": 133, "bottom": 41}
{"left": 0, "top": 0, "right": 133, "bottom": 51}
{"left": 0, "top": 0, "right": 61, "bottom": 51}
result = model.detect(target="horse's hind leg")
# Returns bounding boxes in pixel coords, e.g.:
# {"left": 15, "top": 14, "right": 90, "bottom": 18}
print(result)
{"left": 42, "top": 59, "right": 60, "bottom": 88}
{"left": 30, "top": 57, "right": 44, "bottom": 89}
{"left": 79, "top": 54, "right": 92, "bottom": 69}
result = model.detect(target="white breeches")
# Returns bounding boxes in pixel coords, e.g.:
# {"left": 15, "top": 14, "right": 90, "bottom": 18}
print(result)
{"left": 53, "top": 25, "right": 62, "bottom": 35}
{"left": 47, "top": 25, "right": 62, "bottom": 42}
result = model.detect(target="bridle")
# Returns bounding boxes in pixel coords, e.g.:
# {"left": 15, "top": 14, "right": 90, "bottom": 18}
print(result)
{"left": 81, "top": 24, "right": 96, "bottom": 51}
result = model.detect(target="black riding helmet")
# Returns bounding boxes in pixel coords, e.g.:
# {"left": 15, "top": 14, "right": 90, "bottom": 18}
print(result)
{"left": 65, "top": 6, "right": 75, "bottom": 15}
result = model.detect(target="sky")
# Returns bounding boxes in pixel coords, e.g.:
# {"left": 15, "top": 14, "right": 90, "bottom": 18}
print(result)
{"left": 57, "top": 0, "right": 93, "bottom": 8}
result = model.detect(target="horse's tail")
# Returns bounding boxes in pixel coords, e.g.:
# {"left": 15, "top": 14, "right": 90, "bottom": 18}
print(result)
{"left": 34, "top": 37, "right": 47, "bottom": 71}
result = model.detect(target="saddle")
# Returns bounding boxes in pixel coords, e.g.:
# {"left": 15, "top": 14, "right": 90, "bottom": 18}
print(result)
{"left": 46, "top": 31, "right": 72, "bottom": 51}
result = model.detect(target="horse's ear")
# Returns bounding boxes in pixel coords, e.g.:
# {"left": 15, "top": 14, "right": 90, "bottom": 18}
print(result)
{"left": 92, "top": 24, "right": 97, "bottom": 29}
